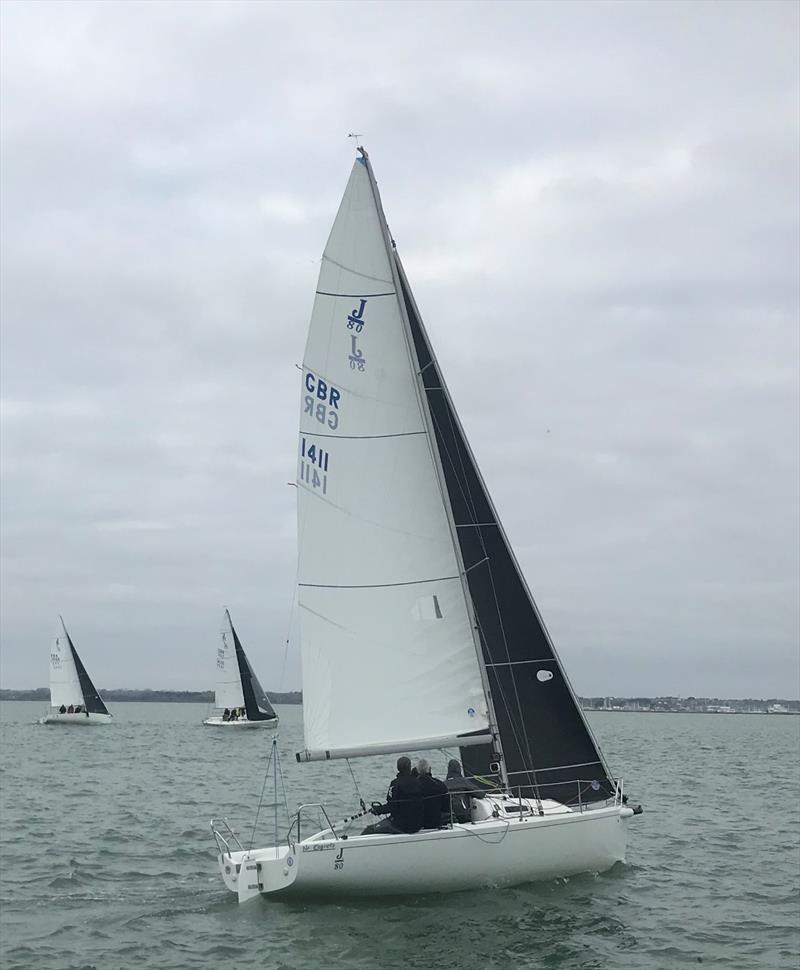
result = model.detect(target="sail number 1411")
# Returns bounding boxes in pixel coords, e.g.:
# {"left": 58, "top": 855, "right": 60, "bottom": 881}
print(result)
{"left": 299, "top": 438, "right": 330, "bottom": 494}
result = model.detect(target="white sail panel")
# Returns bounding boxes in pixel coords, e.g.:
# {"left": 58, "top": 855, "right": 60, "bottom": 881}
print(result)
{"left": 297, "top": 157, "right": 490, "bottom": 756}
{"left": 49, "top": 619, "right": 83, "bottom": 709}
{"left": 214, "top": 612, "right": 245, "bottom": 710}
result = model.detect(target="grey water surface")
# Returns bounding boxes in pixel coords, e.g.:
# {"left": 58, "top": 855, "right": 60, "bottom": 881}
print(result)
{"left": 1, "top": 702, "right": 798, "bottom": 970}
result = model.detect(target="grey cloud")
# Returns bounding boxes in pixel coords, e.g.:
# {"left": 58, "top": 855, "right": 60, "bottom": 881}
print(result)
{"left": 1, "top": 0, "right": 797, "bottom": 697}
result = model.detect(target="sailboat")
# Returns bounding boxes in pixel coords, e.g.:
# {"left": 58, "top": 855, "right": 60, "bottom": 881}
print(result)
{"left": 212, "top": 148, "right": 641, "bottom": 901}
{"left": 41, "top": 617, "right": 112, "bottom": 725}
{"left": 203, "top": 610, "right": 279, "bottom": 728}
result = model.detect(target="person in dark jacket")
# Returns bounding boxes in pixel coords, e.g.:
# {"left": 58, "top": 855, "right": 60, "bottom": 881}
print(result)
{"left": 362, "top": 756, "right": 424, "bottom": 835}
{"left": 416, "top": 758, "right": 449, "bottom": 829}
{"left": 444, "top": 758, "right": 487, "bottom": 822}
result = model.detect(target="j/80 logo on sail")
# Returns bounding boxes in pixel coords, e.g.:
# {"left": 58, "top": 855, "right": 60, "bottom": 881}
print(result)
{"left": 304, "top": 372, "right": 340, "bottom": 430}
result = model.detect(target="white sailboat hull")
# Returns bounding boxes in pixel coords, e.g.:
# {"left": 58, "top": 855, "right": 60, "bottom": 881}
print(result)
{"left": 218, "top": 801, "right": 634, "bottom": 902}
{"left": 203, "top": 716, "right": 278, "bottom": 729}
{"left": 41, "top": 712, "right": 112, "bottom": 725}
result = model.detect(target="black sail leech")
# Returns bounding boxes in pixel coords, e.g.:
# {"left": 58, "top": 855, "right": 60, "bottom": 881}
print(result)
{"left": 229, "top": 615, "right": 277, "bottom": 722}
{"left": 395, "top": 259, "right": 616, "bottom": 805}
{"left": 64, "top": 630, "right": 109, "bottom": 716}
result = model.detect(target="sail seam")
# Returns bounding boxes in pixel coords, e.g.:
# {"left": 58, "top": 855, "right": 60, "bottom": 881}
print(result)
{"left": 486, "top": 658, "right": 559, "bottom": 667}
{"left": 321, "top": 254, "right": 393, "bottom": 285}
{"left": 299, "top": 575, "right": 460, "bottom": 589}
{"left": 316, "top": 290, "right": 396, "bottom": 298}
{"left": 299, "top": 431, "right": 427, "bottom": 440}
{"left": 507, "top": 761, "right": 602, "bottom": 774}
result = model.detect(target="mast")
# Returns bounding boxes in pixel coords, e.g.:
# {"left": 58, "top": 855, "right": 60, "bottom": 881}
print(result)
{"left": 358, "top": 148, "right": 507, "bottom": 785}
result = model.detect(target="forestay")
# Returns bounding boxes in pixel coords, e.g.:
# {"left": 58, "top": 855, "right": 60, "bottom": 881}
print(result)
{"left": 296, "top": 157, "right": 491, "bottom": 761}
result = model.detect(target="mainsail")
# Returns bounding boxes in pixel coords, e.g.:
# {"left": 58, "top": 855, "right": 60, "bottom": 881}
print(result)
{"left": 50, "top": 618, "right": 109, "bottom": 715}
{"left": 296, "top": 156, "right": 492, "bottom": 762}
{"left": 295, "top": 150, "right": 616, "bottom": 805}
{"left": 215, "top": 610, "right": 277, "bottom": 721}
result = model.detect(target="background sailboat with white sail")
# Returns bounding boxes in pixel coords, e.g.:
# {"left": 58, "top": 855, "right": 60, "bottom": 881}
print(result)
{"left": 41, "top": 617, "right": 112, "bottom": 725}
{"left": 203, "top": 610, "right": 279, "bottom": 728}
{"left": 213, "top": 147, "right": 640, "bottom": 900}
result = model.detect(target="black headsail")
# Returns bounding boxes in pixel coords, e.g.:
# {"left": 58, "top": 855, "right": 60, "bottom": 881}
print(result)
{"left": 228, "top": 611, "right": 277, "bottom": 722}
{"left": 61, "top": 619, "right": 109, "bottom": 716}
{"left": 394, "top": 256, "right": 617, "bottom": 804}
{"left": 349, "top": 144, "right": 617, "bottom": 805}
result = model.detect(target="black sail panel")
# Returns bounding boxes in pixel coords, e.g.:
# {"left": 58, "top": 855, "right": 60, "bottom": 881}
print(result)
{"left": 396, "top": 258, "right": 615, "bottom": 805}
{"left": 230, "top": 620, "right": 277, "bottom": 722}
{"left": 67, "top": 636, "right": 109, "bottom": 716}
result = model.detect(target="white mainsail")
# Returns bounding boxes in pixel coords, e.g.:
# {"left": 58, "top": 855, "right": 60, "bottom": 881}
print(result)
{"left": 214, "top": 611, "right": 246, "bottom": 711}
{"left": 49, "top": 617, "right": 84, "bottom": 709}
{"left": 296, "top": 157, "right": 491, "bottom": 760}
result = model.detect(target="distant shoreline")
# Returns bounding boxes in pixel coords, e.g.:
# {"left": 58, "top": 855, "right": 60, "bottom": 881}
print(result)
{"left": 586, "top": 707, "right": 799, "bottom": 715}
{"left": 1, "top": 689, "right": 797, "bottom": 713}
{"left": 0, "top": 689, "right": 302, "bottom": 704}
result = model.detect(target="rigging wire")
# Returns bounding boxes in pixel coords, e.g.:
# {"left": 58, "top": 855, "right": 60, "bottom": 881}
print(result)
{"left": 275, "top": 738, "right": 291, "bottom": 822}
{"left": 248, "top": 741, "right": 275, "bottom": 851}
{"left": 345, "top": 758, "right": 367, "bottom": 812}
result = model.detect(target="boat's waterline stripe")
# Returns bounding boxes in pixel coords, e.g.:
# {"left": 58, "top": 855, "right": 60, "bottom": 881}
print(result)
{"left": 299, "top": 574, "right": 460, "bottom": 590}
{"left": 296, "top": 733, "right": 493, "bottom": 763}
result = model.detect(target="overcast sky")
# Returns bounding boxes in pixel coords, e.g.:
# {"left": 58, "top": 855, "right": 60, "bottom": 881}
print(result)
{"left": 1, "top": 0, "right": 797, "bottom": 699}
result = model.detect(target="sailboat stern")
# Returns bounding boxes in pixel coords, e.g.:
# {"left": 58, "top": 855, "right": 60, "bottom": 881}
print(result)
{"left": 216, "top": 846, "right": 298, "bottom": 902}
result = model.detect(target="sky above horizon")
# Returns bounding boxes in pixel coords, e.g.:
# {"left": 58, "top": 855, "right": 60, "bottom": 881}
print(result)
{"left": 1, "top": 1, "right": 798, "bottom": 698}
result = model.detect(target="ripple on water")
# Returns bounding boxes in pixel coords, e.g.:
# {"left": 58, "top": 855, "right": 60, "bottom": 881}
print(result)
{"left": 1, "top": 705, "right": 799, "bottom": 970}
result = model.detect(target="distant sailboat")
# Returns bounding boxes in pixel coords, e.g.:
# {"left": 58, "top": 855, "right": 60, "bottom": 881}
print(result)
{"left": 203, "top": 610, "right": 279, "bottom": 728}
{"left": 213, "top": 148, "right": 640, "bottom": 901}
{"left": 41, "top": 617, "right": 112, "bottom": 725}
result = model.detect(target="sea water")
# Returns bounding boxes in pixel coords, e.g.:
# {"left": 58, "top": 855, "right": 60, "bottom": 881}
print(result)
{"left": 0, "top": 703, "right": 798, "bottom": 970}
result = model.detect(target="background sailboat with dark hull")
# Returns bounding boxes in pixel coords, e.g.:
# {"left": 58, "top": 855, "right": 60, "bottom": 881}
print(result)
{"left": 203, "top": 610, "right": 279, "bottom": 728}
{"left": 41, "top": 617, "right": 112, "bottom": 725}
{"left": 213, "top": 147, "right": 640, "bottom": 901}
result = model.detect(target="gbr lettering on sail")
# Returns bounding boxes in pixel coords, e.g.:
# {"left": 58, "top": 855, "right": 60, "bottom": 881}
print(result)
{"left": 303, "top": 371, "right": 341, "bottom": 430}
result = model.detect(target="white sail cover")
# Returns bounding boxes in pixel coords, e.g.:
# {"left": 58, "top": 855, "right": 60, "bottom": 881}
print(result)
{"left": 296, "top": 157, "right": 490, "bottom": 759}
{"left": 49, "top": 618, "right": 84, "bottom": 709}
{"left": 214, "top": 612, "right": 245, "bottom": 710}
